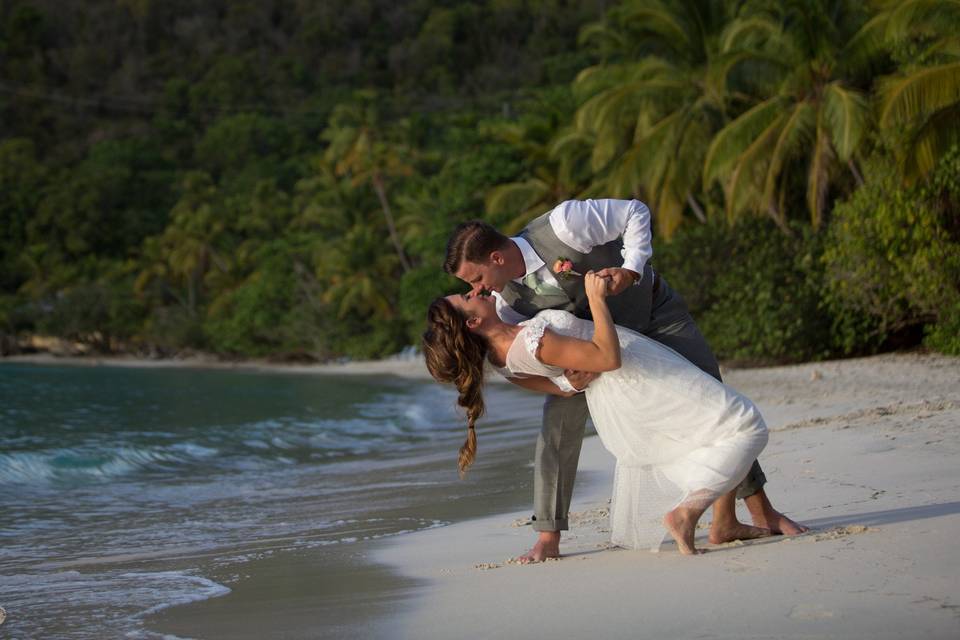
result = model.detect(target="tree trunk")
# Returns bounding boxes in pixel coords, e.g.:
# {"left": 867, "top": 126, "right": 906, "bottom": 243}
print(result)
{"left": 766, "top": 204, "right": 794, "bottom": 237}
{"left": 686, "top": 193, "right": 707, "bottom": 223}
{"left": 848, "top": 159, "right": 865, "bottom": 187}
{"left": 371, "top": 173, "right": 412, "bottom": 273}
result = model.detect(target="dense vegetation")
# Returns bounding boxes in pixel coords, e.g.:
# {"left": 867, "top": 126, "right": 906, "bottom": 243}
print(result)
{"left": 1, "top": 0, "right": 958, "bottom": 362}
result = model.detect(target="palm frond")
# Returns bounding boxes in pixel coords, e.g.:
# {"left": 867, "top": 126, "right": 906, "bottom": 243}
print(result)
{"left": 573, "top": 64, "right": 631, "bottom": 102}
{"left": 823, "top": 82, "right": 869, "bottom": 162}
{"left": 577, "top": 21, "right": 628, "bottom": 52}
{"left": 484, "top": 180, "right": 550, "bottom": 219}
{"left": 654, "top": 179, "right": 684, "bottom": 239}
{"left": 606, "top": 145, "right": 648, "bottom": 198}
{"left": 840, "top": 12, "right": 891, "bottom": 72}
{"left": 900, "top": 102, "right": 960, "bottom": 182}
{"left": 724, "top": 112, "right": 785, "bottom": 221}
{"left": 886, "top": 0, "right": 960, "bottom": 43}
{"left": 806, "top": 124, "right": 834, "bottom": 229}
{"left": 703, "top": 97, "right": 785, "bottom": 188}
{"left": 879, "top": 61, "right": 960, "bottom": 127}
{"left": 762, "top": 102, "right": 814, "bottom": 210}
{"left": 618, "top": 5, "right": 692, "bottom": 52}
{"left": 719, "top": 15, "right": 783, "bottom": 53}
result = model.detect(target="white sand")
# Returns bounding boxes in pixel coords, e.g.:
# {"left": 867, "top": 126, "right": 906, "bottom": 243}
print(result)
{"left": 374, "top": 352, "right": 960, "bottom": 639}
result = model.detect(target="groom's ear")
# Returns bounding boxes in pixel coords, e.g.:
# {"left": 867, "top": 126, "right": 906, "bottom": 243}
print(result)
{"left": 488, "top": 250, "right": 504, "bottom": 265}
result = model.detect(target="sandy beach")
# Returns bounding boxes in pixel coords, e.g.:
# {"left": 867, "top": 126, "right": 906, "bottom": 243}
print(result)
{"left": 370, "top": 352, "right": 960, "bottom": 639}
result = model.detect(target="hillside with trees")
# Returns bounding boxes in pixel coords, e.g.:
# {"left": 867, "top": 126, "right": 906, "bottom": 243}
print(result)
{"left": 2, "top": 0, "right": 958, "bottom": 362}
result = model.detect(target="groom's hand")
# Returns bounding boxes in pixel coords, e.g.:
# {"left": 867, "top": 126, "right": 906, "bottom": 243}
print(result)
{"left": 564, "top": 369, "right": 599, "bottom": 392}
{"left": 594, "top": 267, "right": 639, "bottom": 296}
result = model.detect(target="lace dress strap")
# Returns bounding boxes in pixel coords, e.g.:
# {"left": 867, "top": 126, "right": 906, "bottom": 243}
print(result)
{"left": 504, "top": 316, "right": 563, "bottom": 379}
{"left": 521, "top": 315, "right": 549, "bottom": 358}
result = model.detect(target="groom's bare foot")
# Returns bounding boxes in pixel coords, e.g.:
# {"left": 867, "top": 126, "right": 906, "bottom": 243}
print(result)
{"left": 752, "top": 510, "right": 809, "bottom": 536}
{"left": 744, "top": 488, "right": 809, "bottom": 536}
{"left": 516, "top": 531, "right": 560, "bottom": 564}
{"left": 664, "top": 508, "right": 704, "bottom": 555}
{"left": 708, "top": 521, "right": 771, "bottom": 545}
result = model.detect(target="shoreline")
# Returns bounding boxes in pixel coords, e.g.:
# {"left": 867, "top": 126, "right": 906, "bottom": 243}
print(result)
{"left": 1, "top": 345, "right": 942, "bottom": 382}
{"left": 0, "top": 350, "right": 436, "bottom": 379}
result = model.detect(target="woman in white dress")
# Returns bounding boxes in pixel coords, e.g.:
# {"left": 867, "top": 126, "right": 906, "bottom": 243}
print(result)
{"left": 422, "top": 272, "right": 768, "bottom": 555}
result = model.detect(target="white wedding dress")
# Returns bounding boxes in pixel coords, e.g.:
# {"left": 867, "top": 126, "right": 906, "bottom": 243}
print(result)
{"left": 500, "top": 310, "right": 769, "bottom": 551}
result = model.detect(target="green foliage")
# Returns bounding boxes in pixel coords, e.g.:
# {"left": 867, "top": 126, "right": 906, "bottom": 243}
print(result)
{"left": 654, "top": 217, "right": 835, "bottom": 363}
{"left": 203, "top": 245, "right": 322, "bottom": 357}
{"left": 924, "top": 300, "right": 960, "bottom": 355}
{"left": 3, "top": 0, "right": 959, "bottom": 363}
{"left": 822, "top": 148, "right": 960, "bottom": 352}
{"left": 0, "top": 138, "right": 47, "bottom": 291}
{"left": 35, "top": 266, "right": 146, "bottom": 351}
{"left": 398, "top": 266, "right": 461, "bottom": 343}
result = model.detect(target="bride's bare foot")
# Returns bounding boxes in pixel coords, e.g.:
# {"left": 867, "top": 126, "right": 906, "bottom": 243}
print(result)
{"left": 708, "top": 521, "right": 771, "bottom": 545}
{"left": 664, "top": 508, "right": 704, "bottom": 555}
{"left": 515, "top": 531, "right": 561, "bottom": 564}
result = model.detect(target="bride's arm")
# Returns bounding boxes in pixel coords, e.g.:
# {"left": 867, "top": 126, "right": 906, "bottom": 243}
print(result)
{"left": 537, "top": 272, "right": 621, "bottom": 373}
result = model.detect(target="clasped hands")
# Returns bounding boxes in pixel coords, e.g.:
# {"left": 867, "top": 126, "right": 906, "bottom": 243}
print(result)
{"left": 592, "top": 267, "right": 639, "bottom": 296}
{"left": 566, "top": 268, "right": 636, "bottom": 393}
{"left": 564, "top": 368, "right": 600, "bottom": 392}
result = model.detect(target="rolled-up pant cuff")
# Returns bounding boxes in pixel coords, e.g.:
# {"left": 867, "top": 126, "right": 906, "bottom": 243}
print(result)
{"left": 735, "top": 460, "right": 767, "bottom": 500}
{"left": 531, "top": 515, "right": 568, "bottom": 532}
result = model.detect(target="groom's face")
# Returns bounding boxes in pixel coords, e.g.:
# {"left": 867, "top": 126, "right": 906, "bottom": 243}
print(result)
{"left": 455, "top": 253, "right": 511, "bottom": 295}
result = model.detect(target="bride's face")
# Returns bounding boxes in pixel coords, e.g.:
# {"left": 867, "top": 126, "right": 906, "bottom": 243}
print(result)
{"left": 446, "top": 291, "right": 497, "bottom": 330}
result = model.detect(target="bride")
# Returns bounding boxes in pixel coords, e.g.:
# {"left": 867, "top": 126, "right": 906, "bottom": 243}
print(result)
{"left": 422, "top": 272, "right": 769, "bottom": 555}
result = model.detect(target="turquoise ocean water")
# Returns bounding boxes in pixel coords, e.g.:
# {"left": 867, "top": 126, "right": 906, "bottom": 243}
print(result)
{"left": 0, "top": 362, "right": 546, "bottom": 639}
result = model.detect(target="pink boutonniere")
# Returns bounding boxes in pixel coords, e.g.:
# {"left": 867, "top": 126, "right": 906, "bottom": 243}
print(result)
{"left": 552, "top": 257, "right": 582, "bottom": 279}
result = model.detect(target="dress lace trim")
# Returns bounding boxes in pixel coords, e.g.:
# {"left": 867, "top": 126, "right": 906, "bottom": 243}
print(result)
{"left": 521, "top": 316, "right": 548, "bottom": 358}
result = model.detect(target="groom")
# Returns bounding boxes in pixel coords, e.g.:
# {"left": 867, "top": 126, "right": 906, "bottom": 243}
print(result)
{"left": 444, "top": 198, "right": 806, "bottom": 562}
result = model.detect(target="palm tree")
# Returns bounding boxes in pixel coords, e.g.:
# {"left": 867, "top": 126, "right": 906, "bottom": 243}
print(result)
{"left": 571, "top": 0, "right": 747, "bottom": 236}
{"left": 702, "top": 0, "right": 873, "bottom": 231}
{"left": 318, "top": 222, "right": 400, "bottom": 320}
{"left": 481, "top": 86, "right": 598, "bottom": 235}
{"left": 871, "top": 0, "right": 960, "bottom": 182}
{"left": 483, "top": 121, "right": 597, "bottom": 234}
{"left": 135, "top": 172, "right": 230, "bottom": 314}
{"left": 322, "top": 93, "right": 415, "bottom": 273}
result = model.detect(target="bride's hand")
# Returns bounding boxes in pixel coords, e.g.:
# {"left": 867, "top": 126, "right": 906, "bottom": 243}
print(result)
{"left": 584, "top": 271, "right": 609, "bottom": 300}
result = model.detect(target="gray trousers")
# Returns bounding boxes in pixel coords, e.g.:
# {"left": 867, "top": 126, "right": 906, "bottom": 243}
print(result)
{"left": 531, "top": 278, "right": 767, "bottom": 532}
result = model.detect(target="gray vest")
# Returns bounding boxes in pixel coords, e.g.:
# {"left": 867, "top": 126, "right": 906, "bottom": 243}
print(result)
{"left": 500, "top": 212, "right": 655, "bottom": 333}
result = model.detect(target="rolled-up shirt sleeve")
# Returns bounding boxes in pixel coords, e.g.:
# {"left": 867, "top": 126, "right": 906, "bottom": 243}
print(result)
{"left": 548, "top": 199, "right": 653, "bottom": 278}
{"left": 549, "top": 373, "right": 580, "bottom": 393}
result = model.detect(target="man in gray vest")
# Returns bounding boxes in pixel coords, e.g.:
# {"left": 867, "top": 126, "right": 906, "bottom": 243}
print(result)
{"left": 444, "top": 198, "right": 806, "bottom": 562}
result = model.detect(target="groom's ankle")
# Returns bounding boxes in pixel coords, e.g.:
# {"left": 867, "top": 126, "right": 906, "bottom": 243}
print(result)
{"left": 537, "top": 531, "right": 561, "bottom": 543}
{"left": 531, "top": 515, "right": 568, "bottom": 532}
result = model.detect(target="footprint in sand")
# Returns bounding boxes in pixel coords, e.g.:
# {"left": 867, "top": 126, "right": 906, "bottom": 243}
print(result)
{"left": 813, "top": 525, "right": 872, "bottom": 541}
{"left": 789, "top": 603, "right": 838, "bottom": 620}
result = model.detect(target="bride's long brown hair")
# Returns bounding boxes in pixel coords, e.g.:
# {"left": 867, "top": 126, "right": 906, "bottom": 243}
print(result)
{"left": 422, "top": 297, "right": 487, "bottom": 477}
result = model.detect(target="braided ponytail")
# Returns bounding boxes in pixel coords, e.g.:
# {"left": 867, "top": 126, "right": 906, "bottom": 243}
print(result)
{"left": 423, "top": 298, "right": 487, "bottom": 477}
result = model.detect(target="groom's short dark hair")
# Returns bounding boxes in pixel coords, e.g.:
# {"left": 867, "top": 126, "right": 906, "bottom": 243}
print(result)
{"left": 444, "top": 221, "right": 511, "bottom": 274}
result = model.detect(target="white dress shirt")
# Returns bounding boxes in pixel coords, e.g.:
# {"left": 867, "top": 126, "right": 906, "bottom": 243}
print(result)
{"left": 493, "top": 199, "right": 654, "bottom": 390}
{"left": 494, "top": 198, "right": 653, "bottom": 323}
